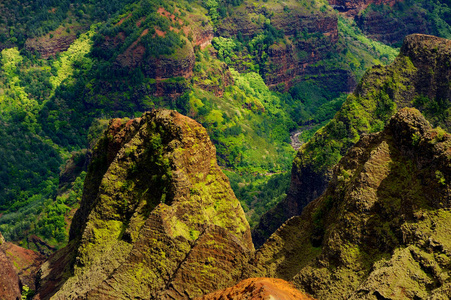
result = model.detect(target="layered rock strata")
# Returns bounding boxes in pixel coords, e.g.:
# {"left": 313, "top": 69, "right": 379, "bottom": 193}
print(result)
{"left": 251, "top": 108, "right": 451, "bottom": 299}
{"left": 252, "top": 34, "right": 451, "bottom": 247}
{"left": 36, "top": 109, "right": 254, "bottom": 299}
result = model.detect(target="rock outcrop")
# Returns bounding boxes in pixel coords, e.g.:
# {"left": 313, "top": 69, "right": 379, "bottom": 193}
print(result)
{"left": 217, "top": 3, "right": 351, "bottom": 92}
{"left": 197, "top": 278, "right": 315, "bottom": 300}
{"left": 0, "top": 247, "right": 21, "bottom": 300}
{"left": 328, "top": 0, "right": 400, "bottom": 16}
{"left": 25, "top": 35, "right": 78, "bottom": 59}
{"left": 0, "top": 232, "right": 45, "bottom": 299}
{"left": 35, "top": 109, "right": 254, "bottom": 299}
{"left": 1, "top": 241, "right": 46, "bottom": 292}
{"left": 355, "top": 8, "right": 430, "bottom": 45}
{"left": 250, "top": 108, "right": 451, "bottom": 299}
{"left": 252, "top": 34, "right": 451, "bottom": 247}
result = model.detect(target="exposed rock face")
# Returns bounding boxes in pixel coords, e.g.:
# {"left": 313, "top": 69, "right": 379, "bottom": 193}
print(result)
{"left": 25, "top": 35, "right": 78, "bottom": 59}
{"left": 1, "top": 242, "right": 46, "bottom": 291}
{"left": 0, "top": 233, "right": 45, "bottom": 299}
{"left": 250, "top": 108, "right": 451, "bottom": 299}
{"left": 36, "top": 109, "right": 254, "bottom": 299}
{"left": 197, "top": 278, "right": 315, "bottom": 300}
{"left": 328, "top": 0, "right": 400, "bottom": 16}
{"left": 252, "top": 34, "right": 451, "bottom": 247}
{"left": 217, "top": 5, "right": 348, "bottom": 92}
{"left": 0, "top": 248, "right": 20, "bottom": 300}
{"left": 354, "top": 4, "right": 432, "bottom": 45}
{"left": 142, "top": 43, "right": 195, "bottom": 79}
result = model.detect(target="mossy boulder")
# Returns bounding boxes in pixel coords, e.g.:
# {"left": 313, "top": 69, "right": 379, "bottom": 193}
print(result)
{"left": 250, "top": 108, "right": 451, "bottom": 299}
{"left": 36, "top": 109, "right": 253, "bottom": 299}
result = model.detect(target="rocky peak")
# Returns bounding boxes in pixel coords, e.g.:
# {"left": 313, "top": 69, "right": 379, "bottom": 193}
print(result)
{"left": 250, "top": 108, "right": 451, "bottom": 299}
{"left": 197, "top": 278, "right": 316, "bottom": 300}
{"left": 252, "top": 33, "right": 451, "bottom": 247}
{"left": 36, "top": 109, "right": 254, "bottom": 299}
{"left": 401, "top": 34, "right": 451, "bottom": 72}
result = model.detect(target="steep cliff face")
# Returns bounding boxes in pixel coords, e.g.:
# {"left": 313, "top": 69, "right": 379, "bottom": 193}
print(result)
{"left": 251, "top": 108, "right": 451, "bottom": 299}
{"left": 216, "top": 2, "right": 348, "bottom": 92}
{"left": 328, "top": 0, "right": 400, "bottom": 16}
{"left": 25, "top": 24, "right": 87, "bottom": 59}
{"left": 353, "top": 1, "right": 451, "bottom": 46}
{"left": 263, "top": 14, "right": 344, "bottom": 90}
{"left": 252, "top": 34, "right": 451, "bottom": 247}
{"left": 355, "top": 4, "right": 431, "bottom": 45}
{"left": 36, "top": 109, "right": 253, "bottom": 299}
{"left": 197, "top": 278, "right": 315, "bottom": 300}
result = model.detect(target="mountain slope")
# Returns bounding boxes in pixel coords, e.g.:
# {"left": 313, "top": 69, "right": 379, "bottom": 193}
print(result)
{"left": 36, "top": 109, "right": 253, "bottom": 299}
{"left": 252, "top": 33, "right": 451, "bottom": 247}
{"left": 250, "top": 107, "right": 451, "bottom": 299}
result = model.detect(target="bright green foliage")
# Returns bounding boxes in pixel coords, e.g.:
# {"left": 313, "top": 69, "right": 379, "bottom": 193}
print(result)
{"left": 21, "top": 285, "right": 34, "bottom": 300}
{"left": 337, "top": 16, "right": 399, "bottom": 76}
{"left": 0, "top": 0, "right": 439, "bottom": 251}
{"left": 0, "top": 171, "right": 86, "bottom": 248}
{"left": 190, "top": 63, "right": 296, "bottom": 172}
{"left": 49, "top": 28, "right": 95, "bottom": 90}
{"left": 0, "top": 48, "right": 40, "bottom": 131}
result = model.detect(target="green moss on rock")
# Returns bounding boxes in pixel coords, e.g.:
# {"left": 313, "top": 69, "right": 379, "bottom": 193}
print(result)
{"left": 251, "top": 108, "right": 451, "bottom": 299}
{"left": 36, "top": 109, "right": 253, "bottom": 300}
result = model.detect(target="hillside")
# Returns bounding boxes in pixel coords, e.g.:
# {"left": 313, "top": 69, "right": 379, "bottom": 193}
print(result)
{"left": 250, "top": 108, "right": 451, "bottom": 298}
{"left": 36, "top": 109, "right": 254, "bottom": 299}
{"left": 0, "top": 0, "right": 449, "bottom": 253}
{"left": 252, "top": 33, "right": 451, "bottom": 247}
{"left": 0, "top": 0, "right": 403, "bottom": 247}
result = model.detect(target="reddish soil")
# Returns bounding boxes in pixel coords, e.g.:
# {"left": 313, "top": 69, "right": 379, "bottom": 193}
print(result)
{"left": 136, "top": 17, "right": 146, "bottom": 27}
{"left": 155, "top": 27, "right": 166, "bottom": 37}
{"left": 2, "top": 242, "right": 46, "bottom": 290}
{"left": 197, "top": 278, "right": 316, "bottom": 300}
{"left": 0, "top": 248, "right": 20, "bottom": 300}
{"left": 116, "top": 14, "right": 132, "bottom": 26}
{"left": 158, "top": 7, "right": 184, "bottom": 25}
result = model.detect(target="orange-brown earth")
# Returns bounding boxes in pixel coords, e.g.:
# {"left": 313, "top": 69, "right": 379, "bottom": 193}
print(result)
{"left": 0, "top": 232, "right": 45, "bottom": 299}
{"left": 2, "top": 241, "right": 45, "bottom": 291}
{"left": 197, "top": 278, "right": 315, "bottom": 300}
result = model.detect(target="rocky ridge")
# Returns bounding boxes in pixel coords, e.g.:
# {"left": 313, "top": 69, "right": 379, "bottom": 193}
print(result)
{"left": 250, "top": 108, "right": 451, "bottom": 299}
{"left": 252, "top": 33, "right": 451, "bottom": 247}
{"left": 35, "top": 109, "right": 254, "bottom": 300}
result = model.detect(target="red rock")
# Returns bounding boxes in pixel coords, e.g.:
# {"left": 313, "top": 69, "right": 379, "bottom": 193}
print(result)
{"left": 0, "top": 249, "right": 21, "bottom": 300}
{"left": 2, "top": 242, "right": 46, "bottom": 291}
{"left": 197, "top": 278, "right": 315, "bottom": 300}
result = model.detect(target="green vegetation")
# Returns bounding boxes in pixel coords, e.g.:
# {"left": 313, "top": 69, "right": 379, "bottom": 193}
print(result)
{"left": 358, "top": 0, "right": 451, "bottom": 46}
{"left": 0, "top": 0, "right": 438, "bottom": 249}
{"left": 226, "top": 171, "right": 290, "bottom": 227}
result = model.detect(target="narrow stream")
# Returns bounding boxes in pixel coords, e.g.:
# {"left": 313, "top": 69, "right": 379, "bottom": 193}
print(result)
{"left": 290, "top": 129, "right": 304, "bottom": 150}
